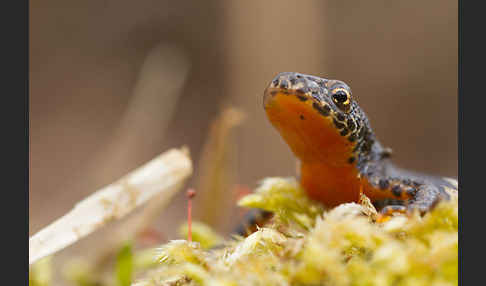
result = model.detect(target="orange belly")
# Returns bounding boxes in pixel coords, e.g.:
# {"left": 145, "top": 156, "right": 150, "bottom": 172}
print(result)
{"left": 300, "top": 163, "right": 406, "bottom": 207}
{"left": 300, "top": 162, "right": 361, "bottom": 207}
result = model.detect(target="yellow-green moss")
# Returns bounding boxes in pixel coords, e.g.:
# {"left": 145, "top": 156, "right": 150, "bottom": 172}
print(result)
{"left": 61, "top": 177, "right": 458, "bottom": 286}
{"left": 140, "top": 177, "right": 458, "bottom": 286}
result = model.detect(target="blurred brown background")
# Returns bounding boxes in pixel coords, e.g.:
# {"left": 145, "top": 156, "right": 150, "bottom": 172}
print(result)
{"left": 30, "top": 0, "right": 456, "bottom": 280}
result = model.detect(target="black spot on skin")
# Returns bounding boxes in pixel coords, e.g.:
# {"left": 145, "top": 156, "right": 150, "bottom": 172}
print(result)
{"left": 340, "top": 128, "right": 349, "bottom": 136}
{"left": 392, "top": 185, "right": 402, "bottom": 197}
{"left": 289, "top": 77, "right": 297, "bottom": 85}
{"left": 402, "top": 179, "right": 412, "bottom": 186}
{"left": 358, "top": 128, "right": 366, "bottom": 139}
{"left": 297, "top": 94, "right": 308, "bottom": 102}
{"left": 379, "top": 179, "right": 389, "bottom": 190}
{"left": 336, "top": 112, "right": 346, "bottom": 121}
{"left": 347, "top": 119, "right": 356, "bottom": 131}
{"left": 323, "top": 104, "right": 331, "bottom": 113}
{"left": 313, "top": 102, "right": 330, "bottom": 116}
{"left": 296, "top": 74, "right": 302, "bottom": 79}
{"left": 348, "top": 157, "right": 355, "bottom": 164}
{"left": 405, "top": 187, "right": 417, "bottom": 197}
{"left": 361, "top": 141, "right": 373, "bottom": 152}
{"left": 333, "top": 118, "right": 346, "bottom": 129}
{"left": 272, "top": 79, "right": 279, "bottom": 86}
{"left": 361, "top": 144, "right": 370, "bottom": 153}
{"left": 300, "top": 115, "right": 305, "bottom": 120}
{"left": 348, "top": 133, "right": 357, "bottom": 143}
{"left": 311, "top": 91, "right": 319, "bottom": 98}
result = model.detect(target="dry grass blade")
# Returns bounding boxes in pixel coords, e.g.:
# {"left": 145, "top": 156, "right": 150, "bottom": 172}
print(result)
{"left": 29, "top": 147, "right": 193, "bottom": 265}
{"left": 194, "top": 107, "right": 246, "bottom": 228}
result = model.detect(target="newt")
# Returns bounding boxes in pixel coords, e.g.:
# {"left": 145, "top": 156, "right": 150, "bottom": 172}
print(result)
{"left": 237, "top": 72, "right": 457, "bottom": 234}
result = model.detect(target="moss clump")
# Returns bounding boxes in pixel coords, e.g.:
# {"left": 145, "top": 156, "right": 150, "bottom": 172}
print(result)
{"left": 56, "top": 177, "right": 457, "bottom": 286}
{"left": 237, "top": 177, "right": 324, "bottom": 230}
{"left": 135, "top": 177, "right": 458, "bottom": 286}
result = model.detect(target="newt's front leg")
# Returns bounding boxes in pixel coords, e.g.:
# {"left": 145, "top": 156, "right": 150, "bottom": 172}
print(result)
{"left": 364, "top": 175, "right": 450, "bottom": 216}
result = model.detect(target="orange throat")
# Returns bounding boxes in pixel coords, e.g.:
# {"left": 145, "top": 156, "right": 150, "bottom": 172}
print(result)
{"left": 265, "top": 91, "right": 363, "bottom": 207}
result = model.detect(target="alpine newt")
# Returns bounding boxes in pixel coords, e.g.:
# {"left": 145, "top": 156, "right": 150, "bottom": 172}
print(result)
{"left": 237, "top": 72, "right": 457, "bottom": 234}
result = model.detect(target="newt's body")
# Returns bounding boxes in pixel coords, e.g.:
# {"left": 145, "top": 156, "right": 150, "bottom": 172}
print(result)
{"left": 263, "top": 72, "right": 456, "bottom": 215}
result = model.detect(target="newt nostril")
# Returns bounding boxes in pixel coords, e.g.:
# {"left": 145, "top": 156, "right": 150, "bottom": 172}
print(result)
{"left": 272, "top": 78, "right": 279, "bottom": 87}
{"left": 279, "top": 80, "right": 289, "bottom": 89}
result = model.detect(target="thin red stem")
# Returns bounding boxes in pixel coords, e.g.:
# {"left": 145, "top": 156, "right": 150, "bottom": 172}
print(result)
{"left": 186, "top": 189, "right": 196, "bottom": 242}
{"left": 187, "top": 199, "right": 192, "bottom": 242}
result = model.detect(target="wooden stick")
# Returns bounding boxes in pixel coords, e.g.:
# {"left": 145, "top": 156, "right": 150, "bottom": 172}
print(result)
{"left": 29, "top": 147, "right": 192, "bottom": 265}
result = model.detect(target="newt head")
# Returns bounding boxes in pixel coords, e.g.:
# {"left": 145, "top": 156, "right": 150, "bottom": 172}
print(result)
{"left": 263, "top": 72, "right": 372, "bottom": 168}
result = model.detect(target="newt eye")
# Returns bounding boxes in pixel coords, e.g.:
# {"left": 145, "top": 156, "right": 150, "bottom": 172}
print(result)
{"left": 331, "top": 88, "right": 351, "bottom": 112}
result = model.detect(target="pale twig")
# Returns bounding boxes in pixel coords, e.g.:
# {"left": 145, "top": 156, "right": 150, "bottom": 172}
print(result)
{"left": 29, "top": 147, "right": 192, "bottom": 265}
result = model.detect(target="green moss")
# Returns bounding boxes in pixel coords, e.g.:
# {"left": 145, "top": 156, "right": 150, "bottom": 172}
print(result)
{"left": 155, "top": 240, "right": 207, "bottom": 266}
{"left": 63, "top": 177, "right": 458, "bottom": 286}
{"left": 238, "top": 177, "right": 324, "bottom": 230}
{"left": 144, "top": 177, "right": 458, "bottom": 286}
